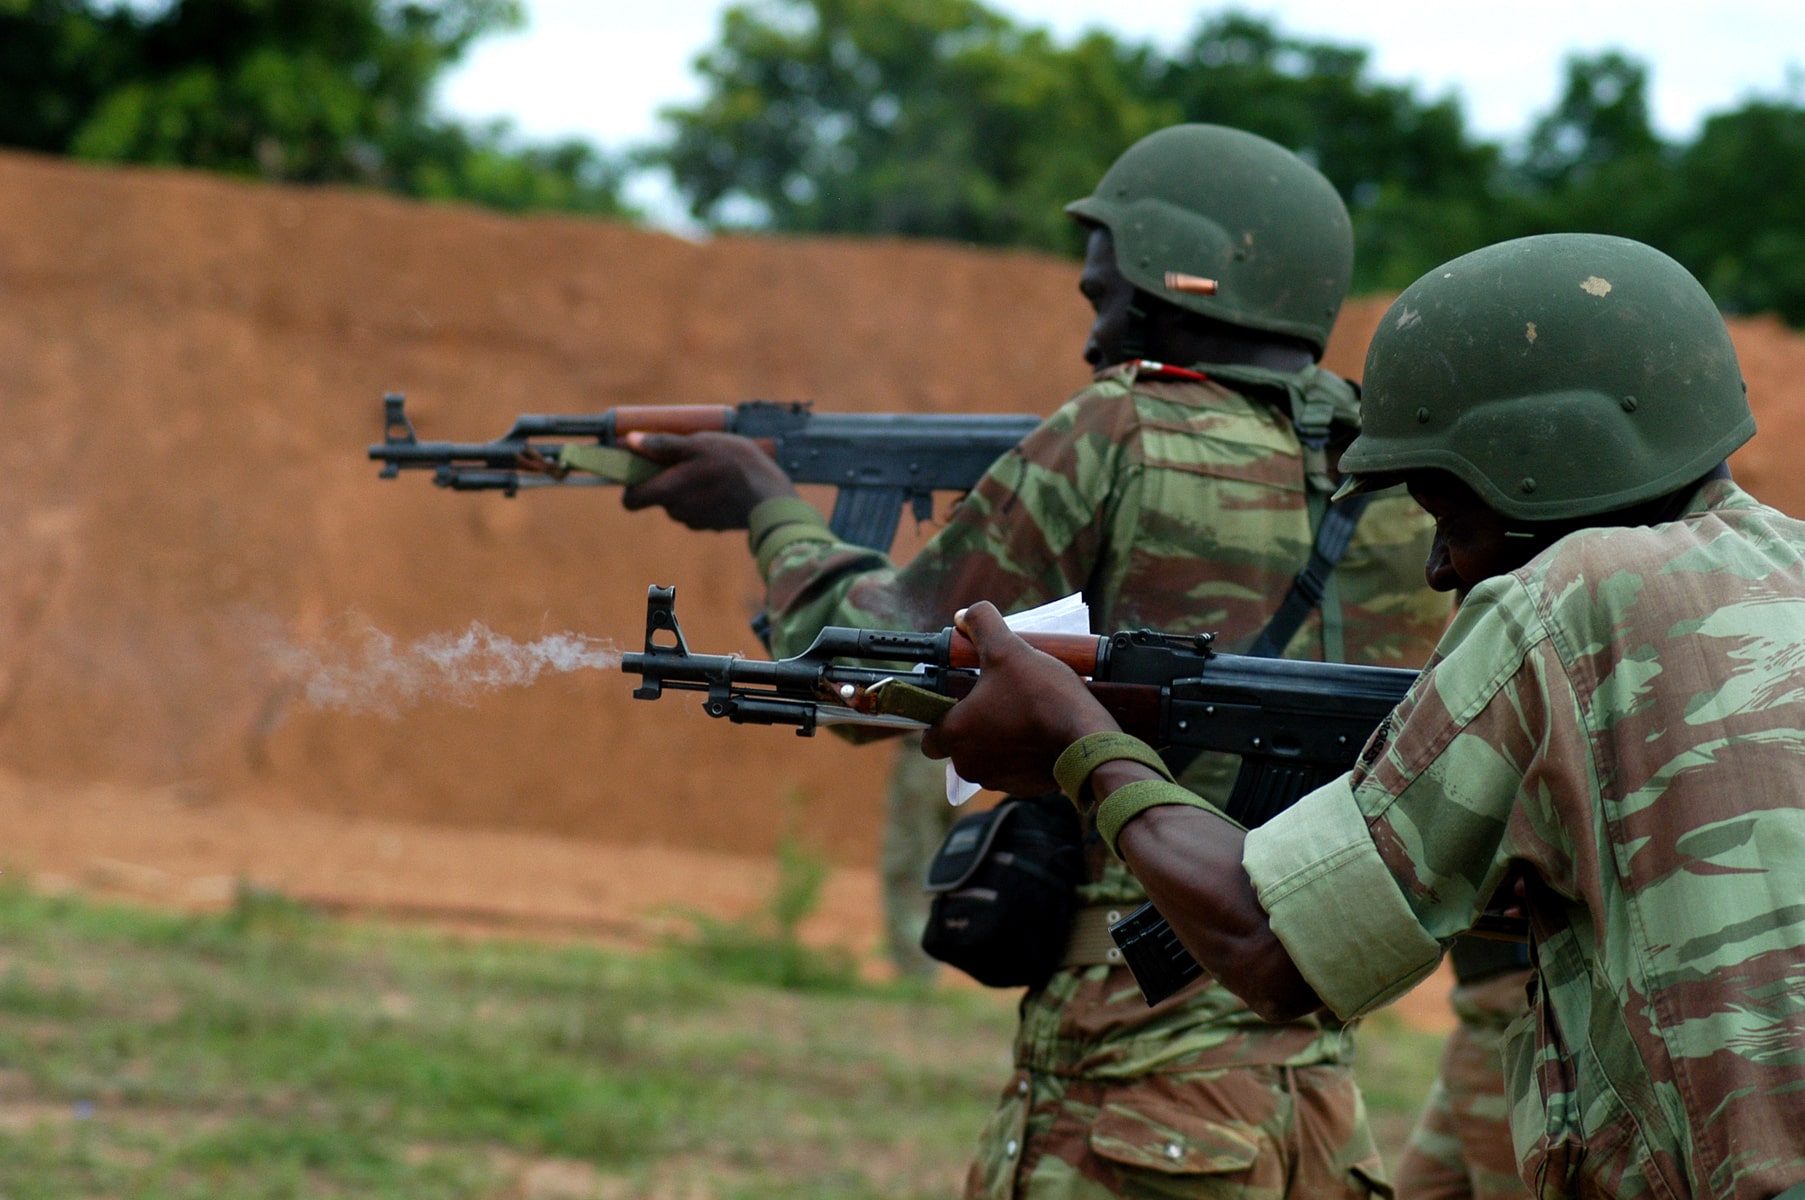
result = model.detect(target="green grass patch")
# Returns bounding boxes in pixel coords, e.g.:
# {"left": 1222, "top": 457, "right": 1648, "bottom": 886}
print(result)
{"left": 0, "top": 877, "right": 1011, "bottom": 1197}
{"left": 0, "top": 874, "right": 1449, "bottom": 1196}
{"left": 665, "top": 831, "right": 861, "bottom": 992}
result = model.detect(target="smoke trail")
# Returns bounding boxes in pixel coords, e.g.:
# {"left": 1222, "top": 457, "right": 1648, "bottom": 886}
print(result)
{"left": 271, "top": 619, "right": 621, "bottom": 715}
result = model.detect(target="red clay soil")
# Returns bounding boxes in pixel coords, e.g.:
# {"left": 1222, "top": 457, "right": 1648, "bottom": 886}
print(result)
{"left": 1, "top": 151, "right": 1803, "bottom": 1013}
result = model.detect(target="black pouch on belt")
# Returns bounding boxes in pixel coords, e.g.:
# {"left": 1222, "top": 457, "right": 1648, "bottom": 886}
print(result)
{"left": 919, "top": 793, "right": 1084, "bottom": 989}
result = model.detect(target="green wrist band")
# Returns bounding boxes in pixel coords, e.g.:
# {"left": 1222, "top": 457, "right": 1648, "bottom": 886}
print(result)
{"left": 1095, "top": 782, "right": 1226, "bottom": 859}
{"left": 754, "top": 522, "right": 838, "bottom": 576}
{"left": 1053, "top": 732, "right": 1174, "bottom": 812}
{"left": 748, "top": 497, "right": 834, "bottom": 574}
{"left": 747, "top": 497, "right": 829, "bottom": 554}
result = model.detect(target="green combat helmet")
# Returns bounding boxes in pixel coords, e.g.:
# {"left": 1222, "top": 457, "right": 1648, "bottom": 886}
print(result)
{"left": 1065, "top": 124, "right": 1353, "bottom": 354}
{"left": 1336, "top": 233, "right": 1753, "bottom": 521}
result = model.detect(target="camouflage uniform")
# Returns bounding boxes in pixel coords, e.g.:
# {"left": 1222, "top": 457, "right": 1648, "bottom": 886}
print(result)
{"left": 751, "top": 360, "right": 1450, "bottom": 1198}
{"left": 1394, "top": 960, "right": 1532, "bottom": 1200}
{"left": 1244, "top": 478, "right": 1805, "bottom": 1200}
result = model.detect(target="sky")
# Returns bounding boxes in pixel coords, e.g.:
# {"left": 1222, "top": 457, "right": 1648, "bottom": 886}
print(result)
{"left": 434, "top": 0, "right": 1805, "bottom": 221}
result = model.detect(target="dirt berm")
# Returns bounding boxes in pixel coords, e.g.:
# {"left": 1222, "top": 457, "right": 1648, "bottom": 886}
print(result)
{"left": 3, "top": 149, "right": 1804, "bottom": 873}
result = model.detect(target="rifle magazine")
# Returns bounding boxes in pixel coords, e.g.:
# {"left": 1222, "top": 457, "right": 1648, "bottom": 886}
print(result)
{"left": 1109, "top": 902, "right": 1203, "bottom": 1006}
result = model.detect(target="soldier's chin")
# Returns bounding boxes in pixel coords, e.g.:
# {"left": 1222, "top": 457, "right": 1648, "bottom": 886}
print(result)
{"left": 1424, "top": 540, "right": 1461, "bottom": 594}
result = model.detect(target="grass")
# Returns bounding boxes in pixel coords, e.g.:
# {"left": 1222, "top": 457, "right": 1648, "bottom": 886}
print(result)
{"left": 0, "top": 872, "right": 1447, "bottom": 1198}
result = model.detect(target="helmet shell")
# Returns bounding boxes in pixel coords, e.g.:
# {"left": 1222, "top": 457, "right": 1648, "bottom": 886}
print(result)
{"left": 1341, "top": 233, "right": 1752, "bottom": 521}
{"left": 1066, "top": 124, "right": 1352, "bottom": 354}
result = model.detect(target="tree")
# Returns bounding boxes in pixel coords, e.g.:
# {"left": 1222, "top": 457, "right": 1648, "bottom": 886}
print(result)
{"left": 1487, "top": 51, "right": 1673, "bottom": 251}
{"left": 67, "top": 0, "right": 518, "bottom": 185}
{"left": 1661, "top": 99, "right": 1805, "bottom": 323}
{"left": 0, "top": 0, "right": 148, "bottom": 153}
{"left": 1156, "top": 15, "right": 1493, "bottom": 202}
{"left": 656, "top": 0, "right": 1173, "bottom": 250}
{"left": 1150, "top": 13, "right": 1507, "bottom": 290}
{"left": 16, "top": 2, "right": 1805, "bottom": 326}
{"left": 0, "top": 0, "right": 632, "bottom": 216}
{"left": 1523, "top": 52, "right": 1663, "bottom": 188}
{"left": 657, "top": 4, "right": 1511, "bottom": 287}
{"left": 391, "top": 122, "right": 632, "bottom": 215}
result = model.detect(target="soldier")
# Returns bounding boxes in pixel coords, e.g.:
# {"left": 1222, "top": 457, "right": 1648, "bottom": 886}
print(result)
{"left": 922, "top": 232, "right": 1805, "bottom": 1199}
{"left": 622, "top": 124, "right": 1450, "bottom": 1198}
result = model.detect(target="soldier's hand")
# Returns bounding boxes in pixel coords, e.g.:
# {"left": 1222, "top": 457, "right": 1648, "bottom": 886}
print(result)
{"left": 920, "top": 602, "right": 1120, "bottom": 795}
{"left": 620, "top": 432, "right": 799, "bottom": 531}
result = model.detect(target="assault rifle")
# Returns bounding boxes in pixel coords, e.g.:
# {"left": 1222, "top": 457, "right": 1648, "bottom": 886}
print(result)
{"left": 622, "top": 585, "right": 1464, "bottom": 1004}
{"left": 369, "top": 394, "right": 1042, "bottom": 551}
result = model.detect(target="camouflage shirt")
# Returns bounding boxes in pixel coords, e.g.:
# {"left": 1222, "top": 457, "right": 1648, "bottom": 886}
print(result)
{"left": 1245, "top": 478, "right": 1805, "bottom": 1199}
{"left": 753, "top": 360, "right": 1449, "bottom": 1077}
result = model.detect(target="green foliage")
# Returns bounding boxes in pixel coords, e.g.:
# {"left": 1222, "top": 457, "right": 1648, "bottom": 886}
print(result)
{"left": 1349, "top": 1006, "right": 1449, "bottom": 1154}
{"left": 1663, "top": 102, "right": 1805, "bottom": 322}
{"left": 0, "top": 1, "right": 144, "bottom": 153}
{"left": 222, "top": 877, "right": 323, "bottom": 936}
{"left": 660, "top": 0, "right": 1172, "bottom": 250}
{"left": 655, "top": 1, "right": 1505, "bottom": 281}
{"left": 658, "top": 0, "right": 1805, "bottom": 325}
{"left": 1147, "top": 13, "right": 1516, "bottom": 294}
{"left": 8, "top": 0, "right": 1805, "bottom": 324}
{"left": 0, "top": 882, "right": 1011, "bottom": 1197}
{"left": 1160, "top": 15, "right": 1491, "bottom": 195}
{"left": 0, "top": 0, "right": 633, "bottom": 216}
{"left": 1523, "top": 52, "right": 1664, "bottom": 188}
{"left": 389, "top": 120, "right": 632, "bottom": 214}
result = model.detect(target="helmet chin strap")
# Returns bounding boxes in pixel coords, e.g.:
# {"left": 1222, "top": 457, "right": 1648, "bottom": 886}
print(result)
{"left": 1120, "top": 297, "right": 1151, "bottom": 363}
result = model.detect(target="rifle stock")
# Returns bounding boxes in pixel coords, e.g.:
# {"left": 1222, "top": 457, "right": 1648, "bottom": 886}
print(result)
{"left": 369, "top": 393, "right": 1042, "bottom": 552}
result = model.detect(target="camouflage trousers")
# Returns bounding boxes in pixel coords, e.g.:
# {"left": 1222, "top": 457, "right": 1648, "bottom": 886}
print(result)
{"left": 880, "top": 733, "right": 959, "bottom": 981}
{"left": 964, "top": 1062, "right": 1392, "bottom": 1200}
{"left": 1394, "top": 969, "right": 1534, "bottom": 1200}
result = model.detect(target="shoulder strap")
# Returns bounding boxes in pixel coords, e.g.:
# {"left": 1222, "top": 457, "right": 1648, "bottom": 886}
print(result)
{"left": 1196, "top": 363, "right": 1361, "bottom": 496}
{"left": 1159, "top": 491, "right": 1375, "bottom": 789}
{"left": 1175, "top": 364, "right": 1368, "bottom": 660}
{"left": 1245, "top": 492, "right": 1374, "bottom": 659}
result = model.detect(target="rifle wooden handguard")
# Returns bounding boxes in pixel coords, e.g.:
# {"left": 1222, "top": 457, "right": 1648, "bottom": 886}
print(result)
{"left": 610, "top": 405, "right": 733, "bottom": 434}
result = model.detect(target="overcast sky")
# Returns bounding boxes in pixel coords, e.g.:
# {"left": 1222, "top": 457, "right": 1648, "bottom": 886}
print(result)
{"left": 434, "top": 1, "right": 1805, "bottom": 221}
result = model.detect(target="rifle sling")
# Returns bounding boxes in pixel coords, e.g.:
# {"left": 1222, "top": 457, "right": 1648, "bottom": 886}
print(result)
{"left": 1159, "top": 491, "right": 1373, "bottom": 782}
{"left": 556, "top": 444, "right": 662, "bottom": 485}
{"left": 1245, "top": 491, "right": 1374, "bottom": 660}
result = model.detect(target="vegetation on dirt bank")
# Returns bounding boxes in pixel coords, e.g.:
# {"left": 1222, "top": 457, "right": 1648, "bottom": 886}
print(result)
{"left": 0, "top": 0, "right": 630, "bottom": 216}
{"left": 0, "top": 877, "right": 1443, "bottom": 1198}
{"left": 659, "top": 2, "right": 1805, "bottom": 320}
{"left": 5, "top": 1, "right": 1803, "bottom": 322}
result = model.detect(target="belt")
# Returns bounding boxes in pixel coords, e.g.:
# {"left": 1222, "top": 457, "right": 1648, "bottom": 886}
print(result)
{"left": 1449, "top": 935, "right": 1533, "bottom": 984}
{"left": 1060, "top": 903, "right": 1130, "bottom": 968}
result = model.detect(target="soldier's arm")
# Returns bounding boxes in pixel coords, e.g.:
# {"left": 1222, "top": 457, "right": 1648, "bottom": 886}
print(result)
{"left": 929, "top": 583, "right": 1559, "bottom": 1022}
{"left": 759, "top": 386, "right": 1136, "bottom": 657}
{"left": 921, "top": 601, "right": 1324, "bottom": 1019}
{"left": 620, "top": 431, "right": 798, "bottom": 531}
{"left": 1240, "top": 577, "right": 1562, "bottom": 1019}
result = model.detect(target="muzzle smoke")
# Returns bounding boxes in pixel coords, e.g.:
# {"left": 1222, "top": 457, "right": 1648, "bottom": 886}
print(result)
{"left": 272, "top": 620, "right": 620, "bottom": 715}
